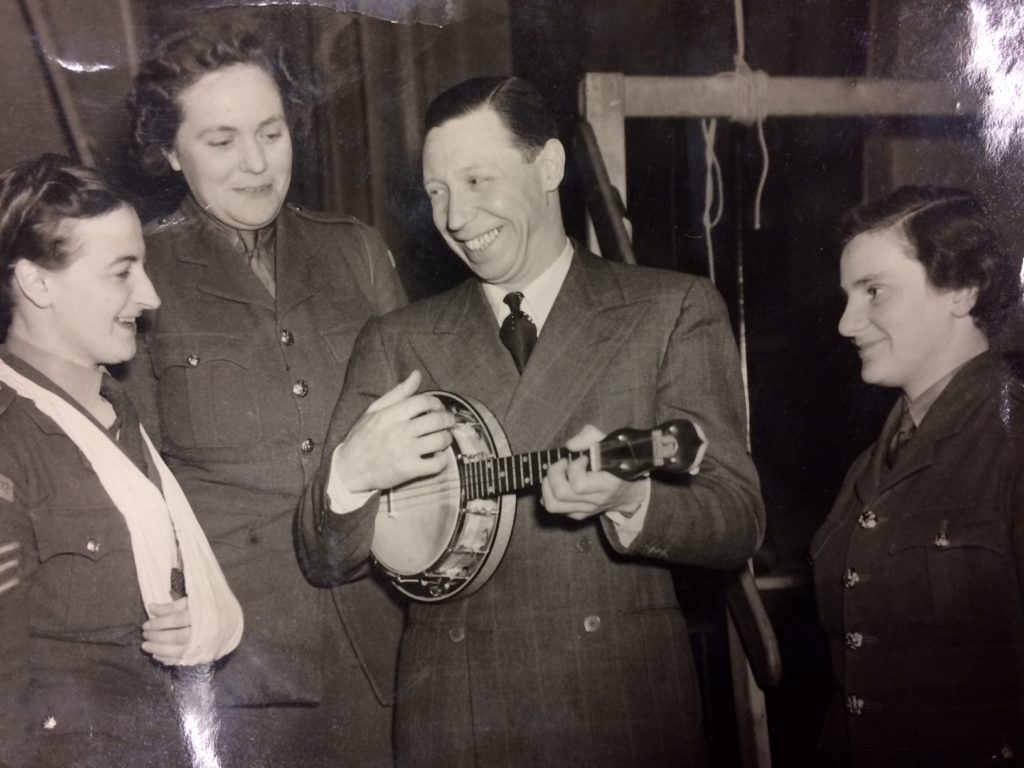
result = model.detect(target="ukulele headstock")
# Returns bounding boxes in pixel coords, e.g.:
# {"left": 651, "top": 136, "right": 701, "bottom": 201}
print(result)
{"left": 597, "top": 419, "right": 706, "bottom": 479}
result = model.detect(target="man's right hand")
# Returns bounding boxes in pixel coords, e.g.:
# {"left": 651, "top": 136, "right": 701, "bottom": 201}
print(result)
{"left": 333, "top": 371, "right": 455, "bottom": 493}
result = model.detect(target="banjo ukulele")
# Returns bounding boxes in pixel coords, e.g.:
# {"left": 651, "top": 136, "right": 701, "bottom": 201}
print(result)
{"left": 370, "top": 391, "right": 707, "bottom": 602}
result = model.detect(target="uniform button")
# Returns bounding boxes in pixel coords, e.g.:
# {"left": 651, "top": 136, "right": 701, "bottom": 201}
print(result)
{"left": 934, "top": 533, "right": 950, "bottom": 548}
{"left": 448, "top": 627, "right": 465, "bottom": 643}
{"left": 186, "top": 353, "right": 200, "bottom": 367}
{"left": 999, "top": 746, "right": 1015, "bottom": 760}
{"left": 844, "top": 631, "right": 863, "bottom": 650}
{"left": 842, "top": 568, "right": 860, "bottom": 589}
{"left": 42, "top": 715, "right": 57, "bottom": 731}
{"left": 85, "top": 539, "right": 99, "bottom": 554}
{"left": 857, "top": 510, "right": 878, "bottom": 529}
{"left": 292, "top": 380, "right": 309, "bottom": 398}
{"left": 583, "top": 615, "right": 602, "bottom": 633}
{"left": 575, "top": 537, "right": 591, "bottom": 553}
{"left": 845, "top": 694, "right": 864, "bottom": 715}
{"left": 300, "top": 438, "right": 315, "bottom": 454}
{"left": 279, "top": 329, "right": 294, "bottom": 346}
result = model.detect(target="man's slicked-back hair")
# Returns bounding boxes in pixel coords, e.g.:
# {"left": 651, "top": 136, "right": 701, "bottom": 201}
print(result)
{"left": 424, "top": 77, "right": 558, "bottom": 160}
{"left": 839, "top": 186, "right": 1022, "bottom": 337}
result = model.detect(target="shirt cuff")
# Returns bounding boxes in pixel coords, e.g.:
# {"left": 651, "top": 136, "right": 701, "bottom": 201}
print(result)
{"left": 601, "top": 478, "right": 652, "bottom": 549}
{"left": 325, "top": 444, "right": 375, "bottom": 515}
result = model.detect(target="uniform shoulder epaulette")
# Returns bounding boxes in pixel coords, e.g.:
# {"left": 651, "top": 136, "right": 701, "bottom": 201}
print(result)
{"left": 142, "top": 210, "right": 187, "bottom": 236}
{"left": 286, "top": 202, "right": 369, "bottom": 228}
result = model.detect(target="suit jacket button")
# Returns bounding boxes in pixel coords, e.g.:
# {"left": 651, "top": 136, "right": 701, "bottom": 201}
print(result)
{"left": 186, "top": 353, "right": 200, "bottom": 367}
{"left": 448, "top": 627, "right": 465, "bottom": 643}
{"left": 280, "top": 329, "right": 294, "bottom": 346}
{"left": 300, "top": 438, "right": 315, "bottom": 454}
{"left": 86, "top": 539, "right": 99, "bottom": 553}
{"left": 42, "top": 715, "right": 57, "bottom": 731}
{"left": 292, "top": 380, "right": 309, "bottom": 398}
{"left": 583, "top": 615, "right": 602, "bottom": 633}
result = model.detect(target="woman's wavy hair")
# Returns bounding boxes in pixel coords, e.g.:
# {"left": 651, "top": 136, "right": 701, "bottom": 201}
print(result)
{"left": 0, "top": 153, "right": 129, "bottom": 338}
{"left": 130, "top": 21, "right": 316, "bottom": 176}
{"left": 839, "top": 186, "right": 1022, "bottom": 337}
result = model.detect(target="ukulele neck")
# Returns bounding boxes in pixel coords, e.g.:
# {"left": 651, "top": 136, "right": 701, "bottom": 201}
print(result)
{"left": 460, "top": 447, "right": 590, "bottom": 498}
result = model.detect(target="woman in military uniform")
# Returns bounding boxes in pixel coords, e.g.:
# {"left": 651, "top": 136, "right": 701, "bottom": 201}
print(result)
{"left": 811, "top": 187, "right": 1024, "bottom": 766}
{"left": 126, "top": 22, "right": 407, "bottom": 767}
{"left": 0, "top": 154, "right": 242, "bottom": 767}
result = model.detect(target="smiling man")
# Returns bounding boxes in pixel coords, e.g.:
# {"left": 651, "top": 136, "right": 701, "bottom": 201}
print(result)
{"left": 297, "top": 76, "right": 764, "bottom": 767}
{"left": 811, "top": 187, "right": 1024, "bottom": 766}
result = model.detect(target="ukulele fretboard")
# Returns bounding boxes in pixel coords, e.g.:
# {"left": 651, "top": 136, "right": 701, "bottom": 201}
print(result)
{"left": 460, "top": 448, "right": 589, "bottom": 499}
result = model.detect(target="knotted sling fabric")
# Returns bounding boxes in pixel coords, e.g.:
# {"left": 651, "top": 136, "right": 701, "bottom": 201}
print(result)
{"left": 0, "top": 360, "right": 243, "bottom": 665}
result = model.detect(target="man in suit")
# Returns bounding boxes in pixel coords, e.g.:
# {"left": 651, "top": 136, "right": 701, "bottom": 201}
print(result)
{"left": 296, "top": 76, "right": 765, "bottom": 767}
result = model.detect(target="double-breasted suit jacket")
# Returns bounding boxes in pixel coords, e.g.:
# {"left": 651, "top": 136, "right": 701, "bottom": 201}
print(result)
{"left": 811, "top": 352, "right": 1024, "bottom": 767}
{"left": 297, "top": 247, "right": 765, "bottom": 767}
{"left": 123, "top": 200, "right": 406, "bottom": 765}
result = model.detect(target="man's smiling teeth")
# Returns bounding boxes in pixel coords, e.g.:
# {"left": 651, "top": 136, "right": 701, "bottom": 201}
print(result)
{"left": 116, "top": 317, "right": 137, "bottom": 326}
{"left": 463, "top": 228, "right": 501, "bottom": 252}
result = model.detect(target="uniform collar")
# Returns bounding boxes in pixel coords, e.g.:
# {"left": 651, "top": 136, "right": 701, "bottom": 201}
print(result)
{"left": 182, "top": 195, "right": 277, "bottom": 263}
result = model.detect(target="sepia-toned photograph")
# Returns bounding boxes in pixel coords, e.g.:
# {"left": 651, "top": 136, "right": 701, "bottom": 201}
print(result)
{"left": 1, "top": 0, "right": 1022, "bottom": 766}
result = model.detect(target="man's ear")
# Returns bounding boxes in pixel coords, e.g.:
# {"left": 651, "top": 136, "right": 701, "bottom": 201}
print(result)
{"left": 12, "top": 259, "right": 54, "bottom": 309}
{"left": 163, "top": 146, "right": 182, "bottom": 173}
{"left": 949, "top": 284, "right": 980, "bottom": 318}
{"left": 537, "top": 138, "right": 566, "bottom": 192}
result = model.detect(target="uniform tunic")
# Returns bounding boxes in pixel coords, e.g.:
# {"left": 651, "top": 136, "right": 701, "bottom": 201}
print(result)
{"left": 811, "top": 352, "right": 1024, "bottom": 767}
{"left": 123, "top": 199, "right": 407, "bottom": 766}
{"left": 0, "top": 352, "right": 189, "bottom": 768}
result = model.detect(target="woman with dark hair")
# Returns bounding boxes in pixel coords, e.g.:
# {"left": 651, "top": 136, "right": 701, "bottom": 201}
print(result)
{"left": 811, "top": 186, "right": 1024, "bottom": 766}
{"left": 125, "top": 21, "right": 405, "bottom": 767}
{"left": 0, "top": 153, "right": 242, "bottom": 767}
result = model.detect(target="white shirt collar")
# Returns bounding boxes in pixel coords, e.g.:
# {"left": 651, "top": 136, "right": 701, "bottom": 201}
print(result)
{"left": 481, "top": 239, "right": 574, "bottom": 333}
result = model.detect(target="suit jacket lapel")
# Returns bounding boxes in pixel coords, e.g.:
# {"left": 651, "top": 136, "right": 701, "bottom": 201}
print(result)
{"left": 408, "top": 281, "right": 520, "bottom": 420}
{"left": 504, "top": 251, "right": 648, "bottom": 451}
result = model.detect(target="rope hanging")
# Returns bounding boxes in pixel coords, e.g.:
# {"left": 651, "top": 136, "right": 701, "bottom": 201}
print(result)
{"left": 701, "top": 0, "right": 771, "bottom": 280}
{"left": 700, "top": 0, "right": 766, "bottom": 447}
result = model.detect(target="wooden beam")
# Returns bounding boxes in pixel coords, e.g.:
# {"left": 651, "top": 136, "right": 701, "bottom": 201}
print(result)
{"left": 610, "top": 74, "right": 977, "bottom": 119}
{"left": 20, "top": 0, "right": 95, "bottom": 165}
{"left": 578, "top": 73, "right": 627, "bottom": 254}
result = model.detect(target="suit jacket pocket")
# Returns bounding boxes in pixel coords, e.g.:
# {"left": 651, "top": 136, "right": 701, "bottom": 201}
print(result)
{"left": 150, "top": 333, "right": 260, "bottom": 449}
{"left": 29, "top": 508, "right": 142, "bottom": 640}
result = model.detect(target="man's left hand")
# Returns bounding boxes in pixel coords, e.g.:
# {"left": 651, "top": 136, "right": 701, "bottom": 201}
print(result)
{"left": 541, "top": 425, "right": 647, "bottom": 520}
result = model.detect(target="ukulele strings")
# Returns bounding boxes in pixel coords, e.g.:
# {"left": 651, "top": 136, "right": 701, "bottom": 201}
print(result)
{"left": 383, "top": 435, "right": 656, "bottom": 507}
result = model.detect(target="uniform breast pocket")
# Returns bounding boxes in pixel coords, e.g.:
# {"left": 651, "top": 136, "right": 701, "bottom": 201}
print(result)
{"left": 151, "top": 333, "right": 261, "bottom": 448}
{"left": 887, "top": 508, "right": 1011, "bottom": 628}
{"left": 29, "top": 509, "right": 141, "bottom": 639}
